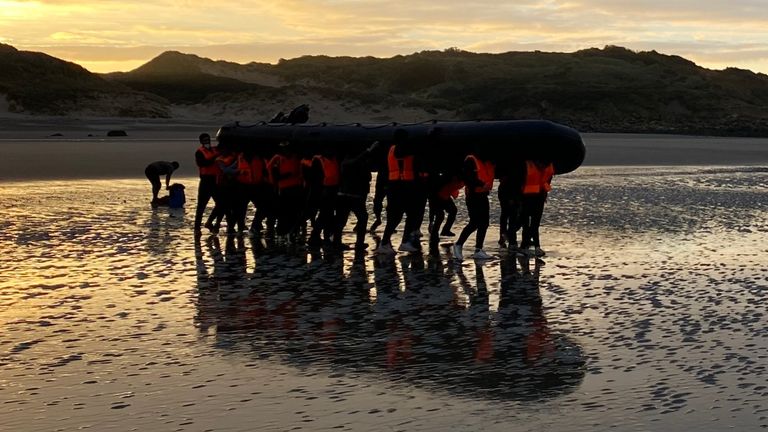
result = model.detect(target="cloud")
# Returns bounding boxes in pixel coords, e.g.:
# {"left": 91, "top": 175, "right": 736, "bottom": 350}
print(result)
{"left": 2, "top": 0, "right": 768, "bottom": 73}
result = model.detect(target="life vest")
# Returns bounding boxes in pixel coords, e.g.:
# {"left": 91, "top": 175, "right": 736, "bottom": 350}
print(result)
{"left": 249, "top": 157, "right": 266, "bottom": 185}
{"left": 387, "top": 145, "right": 415, "bottom": 181}
{"left": 197, "top": 146, "right": 219, "bottom": 176}
{"left": 313, "top": 155, "right": 340, "bottom": 187}
{"left": 270, "top": 154, "right": 303, "bottom": 190}
{"left": 474, "top": 327, "right": 494, "bottom": 363}
{"left": 236, "top": 153, "right": 253, "bottom": 184}
{"left": 437, "top": 179, "right": 464, "bottom": 200}
{"left": 465, "top": 155, "right": 495, "bottom": 193}
{"left": 523, "top": 161, "right": 554, "bottom": 195}
{"left": 525, "top": 318, "right": 555, "bottom": 365}
{"left": 215, "top": 153, "right": 237, "bottom": 185}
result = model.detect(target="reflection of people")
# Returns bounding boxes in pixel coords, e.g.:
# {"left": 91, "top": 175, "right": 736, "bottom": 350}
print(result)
{"left": 498, "top": 255, "right": 555, "bottom": 366}
{"left": 519, "top": 160, "right": 555, "bottom": 257}
{"left": 145, "top": 160, "right": 179, "bottom": 206}
{"left": 455, "top": 262, "right": 493, "bottom": 363}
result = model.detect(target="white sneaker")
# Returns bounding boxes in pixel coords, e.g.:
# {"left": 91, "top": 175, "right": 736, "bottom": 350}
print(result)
{"left": 398, "top": 242, "right": 418, "bottom": 252}
{"left": 471, "top": 249, "right": 493, "bottom": 260}
{"left": 375, "top": 243, "right": 396, "bottom": 255}
{"left": 534, "top": 247, "right": 546, "bottom": 257}
{"left": 452, "top": 243, "right": 463, "bottom": 260}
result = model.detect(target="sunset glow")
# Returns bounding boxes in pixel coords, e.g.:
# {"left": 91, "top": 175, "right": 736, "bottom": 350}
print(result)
{"left": 1, "top": 0, "right": 768, "bottom": 73}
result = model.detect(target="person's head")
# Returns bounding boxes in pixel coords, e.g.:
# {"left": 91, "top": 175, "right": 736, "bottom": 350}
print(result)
{"left": 199, "top": 133, "right": 211, "bottom": 148}
{"left": 278, "top": 141, "right": 295, "bottom": 155}
{"left": 393, "top": 128, "right": 409, "bottom": 143}
{"left": 171, "top": 161, "right": 180, "bottom": 170}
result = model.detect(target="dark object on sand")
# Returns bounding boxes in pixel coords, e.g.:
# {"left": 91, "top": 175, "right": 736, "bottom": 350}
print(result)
{"left": 269, "top": 104, "right": 310, "bottom": 124}
{"left": 216, "top": 119, "right": 586, "bottom": 175}
{"left": 152, "top": 183, "right": 186, "bottom": 208}
{"left": 107, "top": 130, "right": 128, "bottom": 137}
{"left": 168, "top": 183, "right": 186, "bottom": 208}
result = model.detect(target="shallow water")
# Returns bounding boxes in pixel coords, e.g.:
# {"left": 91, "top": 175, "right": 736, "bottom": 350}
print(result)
{"left": 1, "top": 166, "right": 767, "bottom": 431}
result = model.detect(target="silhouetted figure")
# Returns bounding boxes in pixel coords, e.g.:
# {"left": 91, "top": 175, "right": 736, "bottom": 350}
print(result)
{"left": 376, "top": 129, "right": 427, "bottom": 254}
{"left": 194, "top": 133, "right": 220, "bottom": 236}
{"left": 428, "top": 172, "right": 463, "bottom": 254}
{"left": 453, "top": 152, "right": 495, "bottom": 260}
{"left": 496, "top": 159, "right": 526, "bottom": 250}
{"left": 145, "top": 160, "right": 179, "bottom": 206}
{"left": 269, "top": 142, "right": 304, "bottom": 240}
{"left": 519, "top": 159, "right": 555, "bottom": 257}
{"left": 334, "top": 142, "right": 380, "bottom": 250}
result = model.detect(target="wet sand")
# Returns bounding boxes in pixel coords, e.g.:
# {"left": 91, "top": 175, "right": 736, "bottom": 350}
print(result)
{"left": 1, "top": 165, "right": 767, "bottom": 431}
{"left": 1, "top": 120, "right": 767, "bottom": 430}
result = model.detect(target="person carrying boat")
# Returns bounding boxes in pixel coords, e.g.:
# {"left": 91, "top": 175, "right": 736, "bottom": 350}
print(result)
{"left": 452, "top": 151, "right": 495, "bottom": 260}
{"left": 333, "top": 141, "right": 381, "bottom": 250}
{"left": 518, "top": 159, "right": 554, "bottom": 257}
{"left": 213, "top": 143, "right": 241, "bottom": 235}
{"left": 268, "top": 141, "right": 304, "bottom": 241}
{"left": 496, "top": 158, "right": 526, "bottom": 250}
{"left": 194, "top": 133, "right": 220, "bottom": 236}
{"left": 375, "top": 129, "right": 427, "bottom": 254}
{"left": 427, "top": 172, "right": 463, "bottom": 254}
{"left": 308, "top": 145, "right": 340, "bottom": 247}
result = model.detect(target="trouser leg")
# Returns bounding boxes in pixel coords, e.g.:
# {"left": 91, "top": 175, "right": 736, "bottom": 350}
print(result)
{"left": 351, "top": 199, "right": 368, "bottom": 245}
{"left": 443, "top": 199, "right": 457, "bottom": 233}
{"left": 195, "top": 176, "right": 216, "bottom": 230}
{"left": 381, "top": 185, "right": 407, "bottom": 246}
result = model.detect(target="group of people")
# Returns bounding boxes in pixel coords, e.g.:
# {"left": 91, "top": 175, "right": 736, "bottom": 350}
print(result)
{"left": 148, "top": 130, "right": 555, "bottom": 260}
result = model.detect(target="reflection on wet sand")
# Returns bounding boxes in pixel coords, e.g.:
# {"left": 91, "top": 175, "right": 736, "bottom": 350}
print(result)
{"left": 2, "top": 166, "right": 766, "bottom": 431}
{"left": 195, "top": 237, "right": 585, "bottom": 402}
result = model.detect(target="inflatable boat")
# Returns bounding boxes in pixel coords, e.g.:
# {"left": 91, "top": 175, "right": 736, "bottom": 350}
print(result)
{"left": 216, "top": 119, "right": 586, "bottom": 174}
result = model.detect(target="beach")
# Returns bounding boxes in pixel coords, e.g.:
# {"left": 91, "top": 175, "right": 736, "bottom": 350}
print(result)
{"left": 1, "top": 124, "right": 767, "bottom": 431}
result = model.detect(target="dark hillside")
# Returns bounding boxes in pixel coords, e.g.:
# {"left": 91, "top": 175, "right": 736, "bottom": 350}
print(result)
{"left": 0, "top": 44, "right": 167, "bottom": 116}
{"left": 5, "top": 43, "right": 768, "bottom": 135}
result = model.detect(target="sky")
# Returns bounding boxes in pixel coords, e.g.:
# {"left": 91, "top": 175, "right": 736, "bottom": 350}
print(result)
{"left": 2, "top": 0, "right": 768, "bottom": 74}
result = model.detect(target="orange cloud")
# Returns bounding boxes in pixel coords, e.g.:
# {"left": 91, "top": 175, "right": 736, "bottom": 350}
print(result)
{"left": 2, "top": 0, "right": 768, "bottom": 73}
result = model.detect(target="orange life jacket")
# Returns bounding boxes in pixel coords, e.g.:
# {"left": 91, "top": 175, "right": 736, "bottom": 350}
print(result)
{"left": 437, "top": 179, "right": 464, "bottom": 200}
{"left": 250, "top": 157, "right": 266, "bottom": 185}
{"left": 387, "top": 145, "right": 415, "bottom": 181}
{"left": 523, "top": 161, "right": 554, "bottom": 195}
{"left": 465, "top": 155, "right": 495, "bottom": 194}
{"left": 270, "top": 154, "right": 303, "bottom": 190}
{"left": 236, "top": 153, "right": 253, "bottom": 184}
{"left": 300, "top": 158, "right": 314, "bottom": 187}
{"left": 215, "top": 153, "right": 237, "bottom": 185}
{"left": 313, "top": 155, "right": 340, "bottom": 187}
{"left": 198, "top": 145, "right": 220, "bottom": 176}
